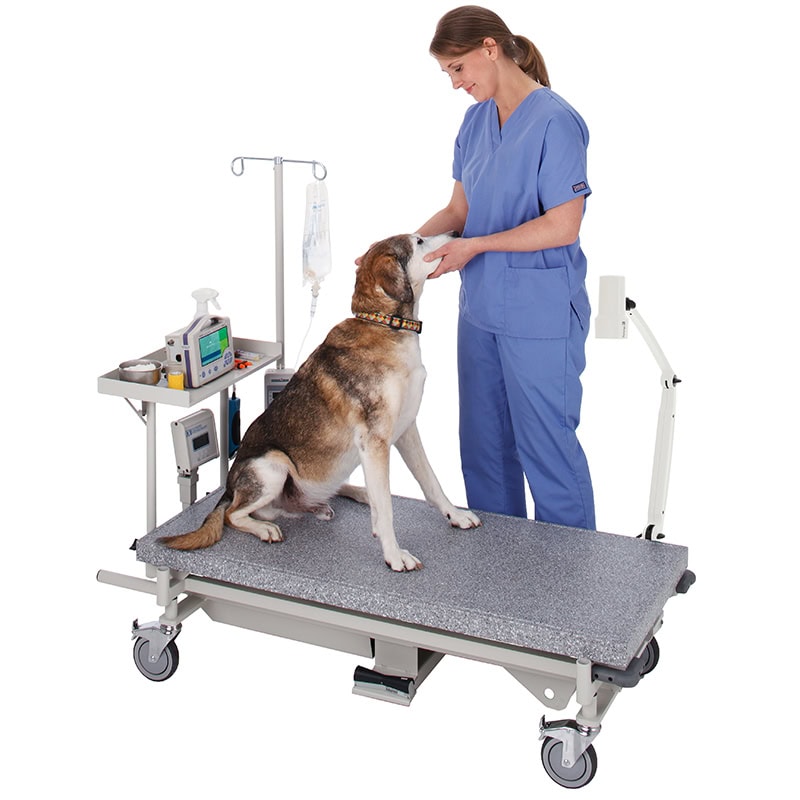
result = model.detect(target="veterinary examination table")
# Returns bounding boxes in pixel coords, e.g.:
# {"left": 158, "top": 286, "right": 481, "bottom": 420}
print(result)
{"left": 98, "top": 487, "right": 693, "bottom": 789}
{"left": 96, "top": 324, "right": 692, "bottom": 789}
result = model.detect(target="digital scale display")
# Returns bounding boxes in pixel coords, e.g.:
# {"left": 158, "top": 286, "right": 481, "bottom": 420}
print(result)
{"left": 192, "top": 432, "right": 211, "bottom": 452}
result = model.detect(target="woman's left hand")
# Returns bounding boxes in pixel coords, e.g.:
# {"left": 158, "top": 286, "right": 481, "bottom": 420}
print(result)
{"left": 424, "top": 237, "right": 479, "bottom": 278}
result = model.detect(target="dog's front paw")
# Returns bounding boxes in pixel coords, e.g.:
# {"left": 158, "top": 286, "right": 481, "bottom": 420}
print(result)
{"left": 447, "top": 508, "right": 482, "bottom": 529}
{"left": 385, "top": 549, "right": 423, "bottom": 572}
{"left": 256, "top": 521, "right": 284, "bottom": 543}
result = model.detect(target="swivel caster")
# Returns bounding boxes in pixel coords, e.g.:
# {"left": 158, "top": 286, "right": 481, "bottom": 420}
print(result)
{"left": 133, "top": 637, "right": 179, "bottom": 681}
{"left": 131, "top": 619, "right": 182, "bottom": 682}
{"left": 541, "top": 736, "right": 598, "bottom": 789}
{"left": 539, "top": 717, "right": 600, "bottom": 789}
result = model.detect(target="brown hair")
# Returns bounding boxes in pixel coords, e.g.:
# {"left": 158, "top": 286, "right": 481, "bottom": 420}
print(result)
{"left": 430, "top": 5, "right": 550, "bottom": 88}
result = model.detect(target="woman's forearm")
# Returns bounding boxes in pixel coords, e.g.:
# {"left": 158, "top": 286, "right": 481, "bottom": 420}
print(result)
{"left": 472, "top": 196, "right": 585, "bottom": 255}
{"left": 425, "top": 196, "right": 586, "bottom": 278}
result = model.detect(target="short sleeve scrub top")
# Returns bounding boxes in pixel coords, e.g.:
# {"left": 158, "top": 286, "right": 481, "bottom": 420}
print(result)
{"left": 452, "top": 87, "right": 595, "bottom": 529}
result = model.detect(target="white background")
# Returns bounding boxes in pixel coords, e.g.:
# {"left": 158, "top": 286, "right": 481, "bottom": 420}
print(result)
{"left": 2, "top": 1, "right": 796, "bottom": 797}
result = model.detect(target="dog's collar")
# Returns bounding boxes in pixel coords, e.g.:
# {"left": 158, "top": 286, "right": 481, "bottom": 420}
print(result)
{"left": 353, "top": 311, "right": 422, "bottom": 334}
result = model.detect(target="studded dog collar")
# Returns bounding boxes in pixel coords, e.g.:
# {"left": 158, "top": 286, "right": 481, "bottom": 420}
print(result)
{"left": 353, "top": 311, "right": 423, "bottom": 334}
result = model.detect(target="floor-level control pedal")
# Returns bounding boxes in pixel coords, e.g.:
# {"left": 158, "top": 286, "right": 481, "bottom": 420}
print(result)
{"left": 353, "top": 665, "right": 416, "bottom": 706}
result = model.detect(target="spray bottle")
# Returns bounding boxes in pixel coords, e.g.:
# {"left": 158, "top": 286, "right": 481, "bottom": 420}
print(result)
{"left": 191, "top": 287, "right": 223, "bottom": 318}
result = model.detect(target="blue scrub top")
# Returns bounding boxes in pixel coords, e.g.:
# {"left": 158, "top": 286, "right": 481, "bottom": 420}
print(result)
{"left": 453, "top": 87, "right": 592, "bottom": 339}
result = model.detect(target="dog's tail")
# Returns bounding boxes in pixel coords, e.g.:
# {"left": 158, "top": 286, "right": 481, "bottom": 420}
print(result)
{"left": 159, "top": 496, "right": 231, "bottom": 550}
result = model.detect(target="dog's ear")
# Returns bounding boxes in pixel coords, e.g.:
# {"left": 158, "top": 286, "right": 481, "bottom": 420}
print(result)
{"left": 352, "top": 241, "right": 414, "bottom": 314}
{"left": 374, "top": 253, "right": 414, "bottom": 304}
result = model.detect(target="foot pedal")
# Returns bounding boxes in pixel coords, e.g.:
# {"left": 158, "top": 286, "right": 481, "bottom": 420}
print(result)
{"left": 353, "top": 665, "right": 416, "bottom": 706}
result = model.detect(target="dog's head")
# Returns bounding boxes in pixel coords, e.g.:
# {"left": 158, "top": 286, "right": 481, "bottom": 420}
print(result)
{"left": 352, "top": 232, "right": 459, "bottom": 317}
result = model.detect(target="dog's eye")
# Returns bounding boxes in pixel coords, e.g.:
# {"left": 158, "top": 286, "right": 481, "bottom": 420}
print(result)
{"left": 416, "top": 237, "right": 424, "bottom": 245}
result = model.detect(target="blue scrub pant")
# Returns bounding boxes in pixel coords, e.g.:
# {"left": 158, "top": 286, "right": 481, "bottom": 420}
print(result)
{"left": 457, "top": 314, "right": 595, "bottom": 529}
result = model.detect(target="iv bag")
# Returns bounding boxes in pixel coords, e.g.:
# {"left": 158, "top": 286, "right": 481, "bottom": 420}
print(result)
{"left": 302, "top": 180, "right": 331, "bottom": 285}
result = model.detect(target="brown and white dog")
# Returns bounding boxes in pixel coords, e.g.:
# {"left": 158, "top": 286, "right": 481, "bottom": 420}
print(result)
{"left": 161, "top": 232, "right": 481, "bottom": 570}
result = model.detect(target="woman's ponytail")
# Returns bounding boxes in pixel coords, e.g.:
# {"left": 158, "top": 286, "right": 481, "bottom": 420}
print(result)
{"left": 510, "top": 35, "right": 550, "bottom": 88}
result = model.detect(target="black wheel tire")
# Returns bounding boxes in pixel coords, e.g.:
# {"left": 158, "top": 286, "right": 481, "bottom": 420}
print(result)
{"left": 541, "top": 737, "right": 598, "bottom": 789}
{"left": 640, "top": 637, "right": 660, "bottom": 676}
{"left": 132, "top": 637, "right": 179, "bottom": 682}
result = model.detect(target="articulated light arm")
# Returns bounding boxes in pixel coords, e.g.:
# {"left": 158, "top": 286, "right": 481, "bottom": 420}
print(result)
{"left": 596, "top": 277, "right": 681, "bottom": 540}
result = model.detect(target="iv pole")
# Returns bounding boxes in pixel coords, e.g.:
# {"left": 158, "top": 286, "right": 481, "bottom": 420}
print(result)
{"left": 231, "top": 155, "right": 328, "bottom": 369}
{"left": 595, "top": 276, "right": 681, "bottom": 540}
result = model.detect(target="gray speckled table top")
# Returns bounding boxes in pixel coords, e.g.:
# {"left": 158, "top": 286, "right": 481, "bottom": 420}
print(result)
{"left": 136, "top": 489, "right": 689, "bottom": 669}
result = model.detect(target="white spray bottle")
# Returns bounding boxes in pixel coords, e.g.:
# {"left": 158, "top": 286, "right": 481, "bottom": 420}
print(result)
{"left": 191, "top": 287, "right": 222, "bottom": 319}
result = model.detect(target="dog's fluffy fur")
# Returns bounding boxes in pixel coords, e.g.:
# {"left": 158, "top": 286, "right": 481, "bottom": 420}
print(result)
{"left": 160, "top": 232, "right": 480, "bottom": 570}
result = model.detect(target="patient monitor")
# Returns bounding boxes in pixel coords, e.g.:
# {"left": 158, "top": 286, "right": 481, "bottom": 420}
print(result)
{"left": 165, "top": 289, "right": 235, "bottom": 388}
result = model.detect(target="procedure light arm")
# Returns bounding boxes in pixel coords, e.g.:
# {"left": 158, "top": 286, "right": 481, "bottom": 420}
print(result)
{"left": 596, "top": 277, "right": 681, "bottom": 541}
{"left": 627, "top": 299, "right": 681, "bottom": 540}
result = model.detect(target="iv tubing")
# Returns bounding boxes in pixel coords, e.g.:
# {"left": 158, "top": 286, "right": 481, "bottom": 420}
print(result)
{"left": 294, "top": 282, "right": 320, "bottom": 369}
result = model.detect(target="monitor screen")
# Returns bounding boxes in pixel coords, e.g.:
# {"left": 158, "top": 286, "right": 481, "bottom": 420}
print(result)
{"left": 199, "top": 325, "right": 230, "bottom": 367}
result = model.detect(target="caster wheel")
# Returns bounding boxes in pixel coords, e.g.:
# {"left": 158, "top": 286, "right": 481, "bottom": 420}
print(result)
{"left": 133, "top": 637, "right": 179, "bottom": 682}
{"left": 541, "top": 737, "right": 598, "bottom": 789}
{"left": 640, "top": 637, "right": 660, "bottom": 676}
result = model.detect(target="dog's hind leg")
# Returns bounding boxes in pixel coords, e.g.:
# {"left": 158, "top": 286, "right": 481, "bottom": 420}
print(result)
{"left": 395, "top": 422, "right": 481, "bottom": 530}
{"left": 357, "top": 432, "right": 422, "bottom": 572}
{"left": 337, "top": 483, "right": 370, "bottom": 505}
{"left": 224, "top": 454, "right": 290, "bottom": 543}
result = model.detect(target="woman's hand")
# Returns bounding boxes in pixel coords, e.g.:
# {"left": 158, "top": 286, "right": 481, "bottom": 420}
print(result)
{"left": 424, "top": 236, "right": 480, "bottom": 278}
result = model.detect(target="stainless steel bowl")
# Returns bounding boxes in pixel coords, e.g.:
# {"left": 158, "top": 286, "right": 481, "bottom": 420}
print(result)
{"left": 118, "top": 359, "right": 163, "bottom": 385}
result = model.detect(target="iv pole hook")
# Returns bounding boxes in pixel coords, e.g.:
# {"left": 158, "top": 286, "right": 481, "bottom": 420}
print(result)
{"left": 230, "top": 156, "right": 327, "bottom": 181}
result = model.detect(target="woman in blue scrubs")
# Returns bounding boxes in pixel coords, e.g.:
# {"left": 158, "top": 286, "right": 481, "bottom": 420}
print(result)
{"left": 418, "top": 6, "right": 595, "bottom": 529}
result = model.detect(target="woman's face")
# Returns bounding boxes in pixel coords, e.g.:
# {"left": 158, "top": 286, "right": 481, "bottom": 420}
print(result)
{"left": 436, "top": 42, "right": 498, "bottom": 102}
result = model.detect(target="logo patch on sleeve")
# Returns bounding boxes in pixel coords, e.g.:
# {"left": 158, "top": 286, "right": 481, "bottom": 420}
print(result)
{"left": 572, "top": 181, "right": 587, "bottom": 193}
